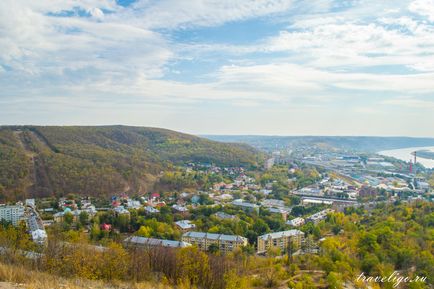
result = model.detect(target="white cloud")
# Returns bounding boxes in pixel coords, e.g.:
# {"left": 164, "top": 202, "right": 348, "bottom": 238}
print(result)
{"left": 1, "top": 0, "right": 434, "bottom": 136}
{"left": 382, "top": 97, "right": 434, "bottom": 109}
{"left": 119, "top": 0, "right": 294, "bottom": 29}
{"left": 409, "top": 0, "right": 434, "bottom": 21}
{"left": 265, "top": 22, "right": 434, "bottom": 70}
{"left": 88, "top": 7, "right": 105, "bottom": 20}
{"left": 0, "top": 0, "right": 172, "bottom": 81}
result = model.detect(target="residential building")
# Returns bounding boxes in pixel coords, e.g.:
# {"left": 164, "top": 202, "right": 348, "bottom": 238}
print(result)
{"left": 301, "top": 198, "right": 333, "bottom": 206}
{"left": 124, "top": 236, "right": 191, "bottom": 248}
{"left": 0, "top": 204, "right": 25, "bottom": 226}
{"left": 267, "top": 207, "right": 289, "bottom": 221}
{"left": 172, "top": 204, "right": 188, "bottom": 213}
{"left": 31, "top": 229, "right": 47, "bottom": 244}
{"left": 286, "top": 217, "right": 305, "bottom": 227}
{"left": 175, "top": 220, "right": 196, "bottom": 232}
{"left": 182, "top": 232, "right": 248, "bottom": 253}
{"left": 114, "top": 206, "right": 130, "bottom": 216}
{"left": 53, "top": 208, "right": 82, "bottom": 223}
{"left": 144, "top": 206, "right": 159, "bottom": 214}
{"left": 306, "top": 209, "right": 334, "bottom": 224}
{"left": 214, "top": 211, "right": 237, "bottom": 220}
{"left": 127, "top": 199, "right": 142, "bottom": 209}
{"left": 231, "top": 199, "right": 259, "bottom": 213}
{"left": 257, "top": 230, "right": 304, "bottom": 254}
{"left": 26, "top": 205, "right": 48, "bottom": 244}
{"left": 264, "top": 158, "right": 275, "bottom": 170}
{"left": 25, "top": 199, "right": 35, "bottom": 207}
{"left": 81, "top": 200, "right": 97, "bottom": 216}
{"left": 214, "top": 194, "right": 233, "bottom": 201}
{"left": 53, "top": 211, "right": 65, "bottom": 223}
{"left": 261, "top": 199, "right": 285, "bottom": 208}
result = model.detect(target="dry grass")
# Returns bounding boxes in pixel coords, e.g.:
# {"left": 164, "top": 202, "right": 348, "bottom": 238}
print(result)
{"left": 0, "top": 262, "right": 173, "bottom": 289}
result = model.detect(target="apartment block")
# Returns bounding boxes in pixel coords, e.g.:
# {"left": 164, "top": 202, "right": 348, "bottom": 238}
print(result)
{"left": 0, "top": 205, "right": 25, "bottom": 226}
{"left": 257, "top": 229, "right": 304, "bottom": 254}
{"left": 182, "top": 231, "right": 248, "bottom": 253}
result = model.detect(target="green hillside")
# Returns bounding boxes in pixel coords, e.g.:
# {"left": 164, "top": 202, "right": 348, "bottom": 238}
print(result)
{"left": 0, "top": 126, "right": 261, "bottom": 200}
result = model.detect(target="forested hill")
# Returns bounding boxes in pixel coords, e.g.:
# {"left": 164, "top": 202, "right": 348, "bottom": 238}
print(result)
{"left": 0, "top": 126, "right": 261, "bottom": 201}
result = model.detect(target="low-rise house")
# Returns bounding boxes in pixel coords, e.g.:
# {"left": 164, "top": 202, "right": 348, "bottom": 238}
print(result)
{"left": 214, "top": 212, "right": 237, "bottom": 220}
{"left": 127, "top": 199, "right": 142, "bottom": 209}
{"left": 31, "top": 229, "right": 47, "bottom": 244}
{"left": 260, "top": 189, "right": 272, "bottom": 196}
{"left": 124, "top": 236, "right": 191, "bottom": 248}
{"left": 172, "top": 204, "right": 188, "bottom": 213}
{"left": 298, "top": 187, "right": 323, "bottom": 196}
{"left": 417, "top": 181, "right": 430, "bottom": 192}
{"left": 182, "top": 231, "right": 248, "bottom": 253}
{"left": 286, "top": 217, "right": 305, "bottom": 227}
{"left": 53, "top": 208, "right": 82, "bottom": 223}
{"left": 232, "top": 199, "right": 259, "bottom": 213}
{"left": 42, "top": 220, "right": 54, "bottom": 227}
{"left": 301, "top": 198, "right": 333, "bottom": 206}
{"left": 306, "top": 209, "right": 334, "bottom": 224}
{"left": 42, "top": 208, "right": 55, "bottom": 213}
{"left": 26, "top": 205, "right": 47, "bottom": 244}
{"left": 59, "top": 198, "right": 78, "bottom": 210}
{"left": 257, "top": 230, "right": 304, "bottom": 254}
{"left": 175, "top": 220, "right": 196, "bottom": 232}
{"left": 267, "top": 207, "right": 289, "bottom": 221}
{"left": 25, "top": 199, "right": 36, "bottom": 208}
{"left": 144, "top": 206, "right": 159, "bottom": 214}
{"left": 81, "top": 202, "right": 97, "bottom": 217}
{"left": 191, "top": 195, "right": 201, "bottom": 204}
{"left": 53, "top": 211, "right": 64, "bottom": 223}
{"left": 215, "top": 194, "right": 233, "bottom": 201}
{"left": 180, "top": 192, "right": 190, "bottom": 198}
{"left": 114, "top": 206, "right": 130, "bottom": 216}
{"left": 261, "top": 199, "right": 285, "bottom": 208}
{"left": 150, "top": 193, "right": 160, "bottom": 200}
{"left": 213, "top": 182, "right": 227, "bottom": 191}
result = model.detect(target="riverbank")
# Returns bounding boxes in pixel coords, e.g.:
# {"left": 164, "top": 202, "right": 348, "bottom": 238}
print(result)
{"left": 378, "top": 146, "right": 434, "bottom": 169}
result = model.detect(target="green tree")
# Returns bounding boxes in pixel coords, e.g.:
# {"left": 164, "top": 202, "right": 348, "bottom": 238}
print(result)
{"left": 79, "top": 211, "right": 89, "bottom": 226}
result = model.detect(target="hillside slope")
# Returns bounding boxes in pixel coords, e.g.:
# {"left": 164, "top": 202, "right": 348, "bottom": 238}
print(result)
{"left": 0, "top": 126, "right": 261, "bottom": 200}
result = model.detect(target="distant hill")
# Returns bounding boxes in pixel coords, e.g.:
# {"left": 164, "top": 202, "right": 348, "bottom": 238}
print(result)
{"left": 202, "top": 135, "right": 434, "bottom": 152}
{"left": 0, "top": 126, "right": 261, "bottom": 201}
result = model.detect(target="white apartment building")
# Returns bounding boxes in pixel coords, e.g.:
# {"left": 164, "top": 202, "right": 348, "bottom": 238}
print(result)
{"left": 0, "top": 205, "right": 25, "bottom": 226}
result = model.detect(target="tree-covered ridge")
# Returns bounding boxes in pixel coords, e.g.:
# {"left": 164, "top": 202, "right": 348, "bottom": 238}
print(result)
{"left": 0, "top": 126, "right": 262, "bottom": 200}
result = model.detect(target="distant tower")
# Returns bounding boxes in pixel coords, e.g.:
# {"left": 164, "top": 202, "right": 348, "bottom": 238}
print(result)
{"left": 409, "top": 161, "right": 413, "bottom": 174}
{"left": 411, "top": 151, "right": 417, "bottom": 175}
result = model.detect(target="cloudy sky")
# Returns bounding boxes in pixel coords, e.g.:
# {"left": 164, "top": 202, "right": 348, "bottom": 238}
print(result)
{"left": 1, "top": 0, "right": 434, "bottom": 136}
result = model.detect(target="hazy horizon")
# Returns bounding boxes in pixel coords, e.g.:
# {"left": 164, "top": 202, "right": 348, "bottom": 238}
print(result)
{"left": 2, "top": 124, "right": 434, "bottom": 139}
{"left": 1, "top": 0, "right": 434, "bottom": 137}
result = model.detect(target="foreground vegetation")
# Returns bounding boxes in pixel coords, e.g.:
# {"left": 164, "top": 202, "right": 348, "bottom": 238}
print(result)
{"left": 0, "top": 201, "right": 432, "bottom": 288}
{"left": 0, "top": 262, "right": 171, "bottom": 289}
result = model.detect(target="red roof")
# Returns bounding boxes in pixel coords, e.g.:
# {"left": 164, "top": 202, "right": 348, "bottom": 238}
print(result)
{"left": 100, "top": 223, "right": 112, "bottom": 231}
{"left": 155, "top": 201, "right": 166, "bottom": 207}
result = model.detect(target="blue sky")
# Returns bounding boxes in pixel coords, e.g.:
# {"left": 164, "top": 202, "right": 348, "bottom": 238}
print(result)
{"left": 1, "top": 0, "right": 434, "bottom": 136}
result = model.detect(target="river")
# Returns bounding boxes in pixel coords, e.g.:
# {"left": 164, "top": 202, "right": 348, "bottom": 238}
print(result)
{"left": 378, "top": 146, "right": 434, "bottom": 169}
